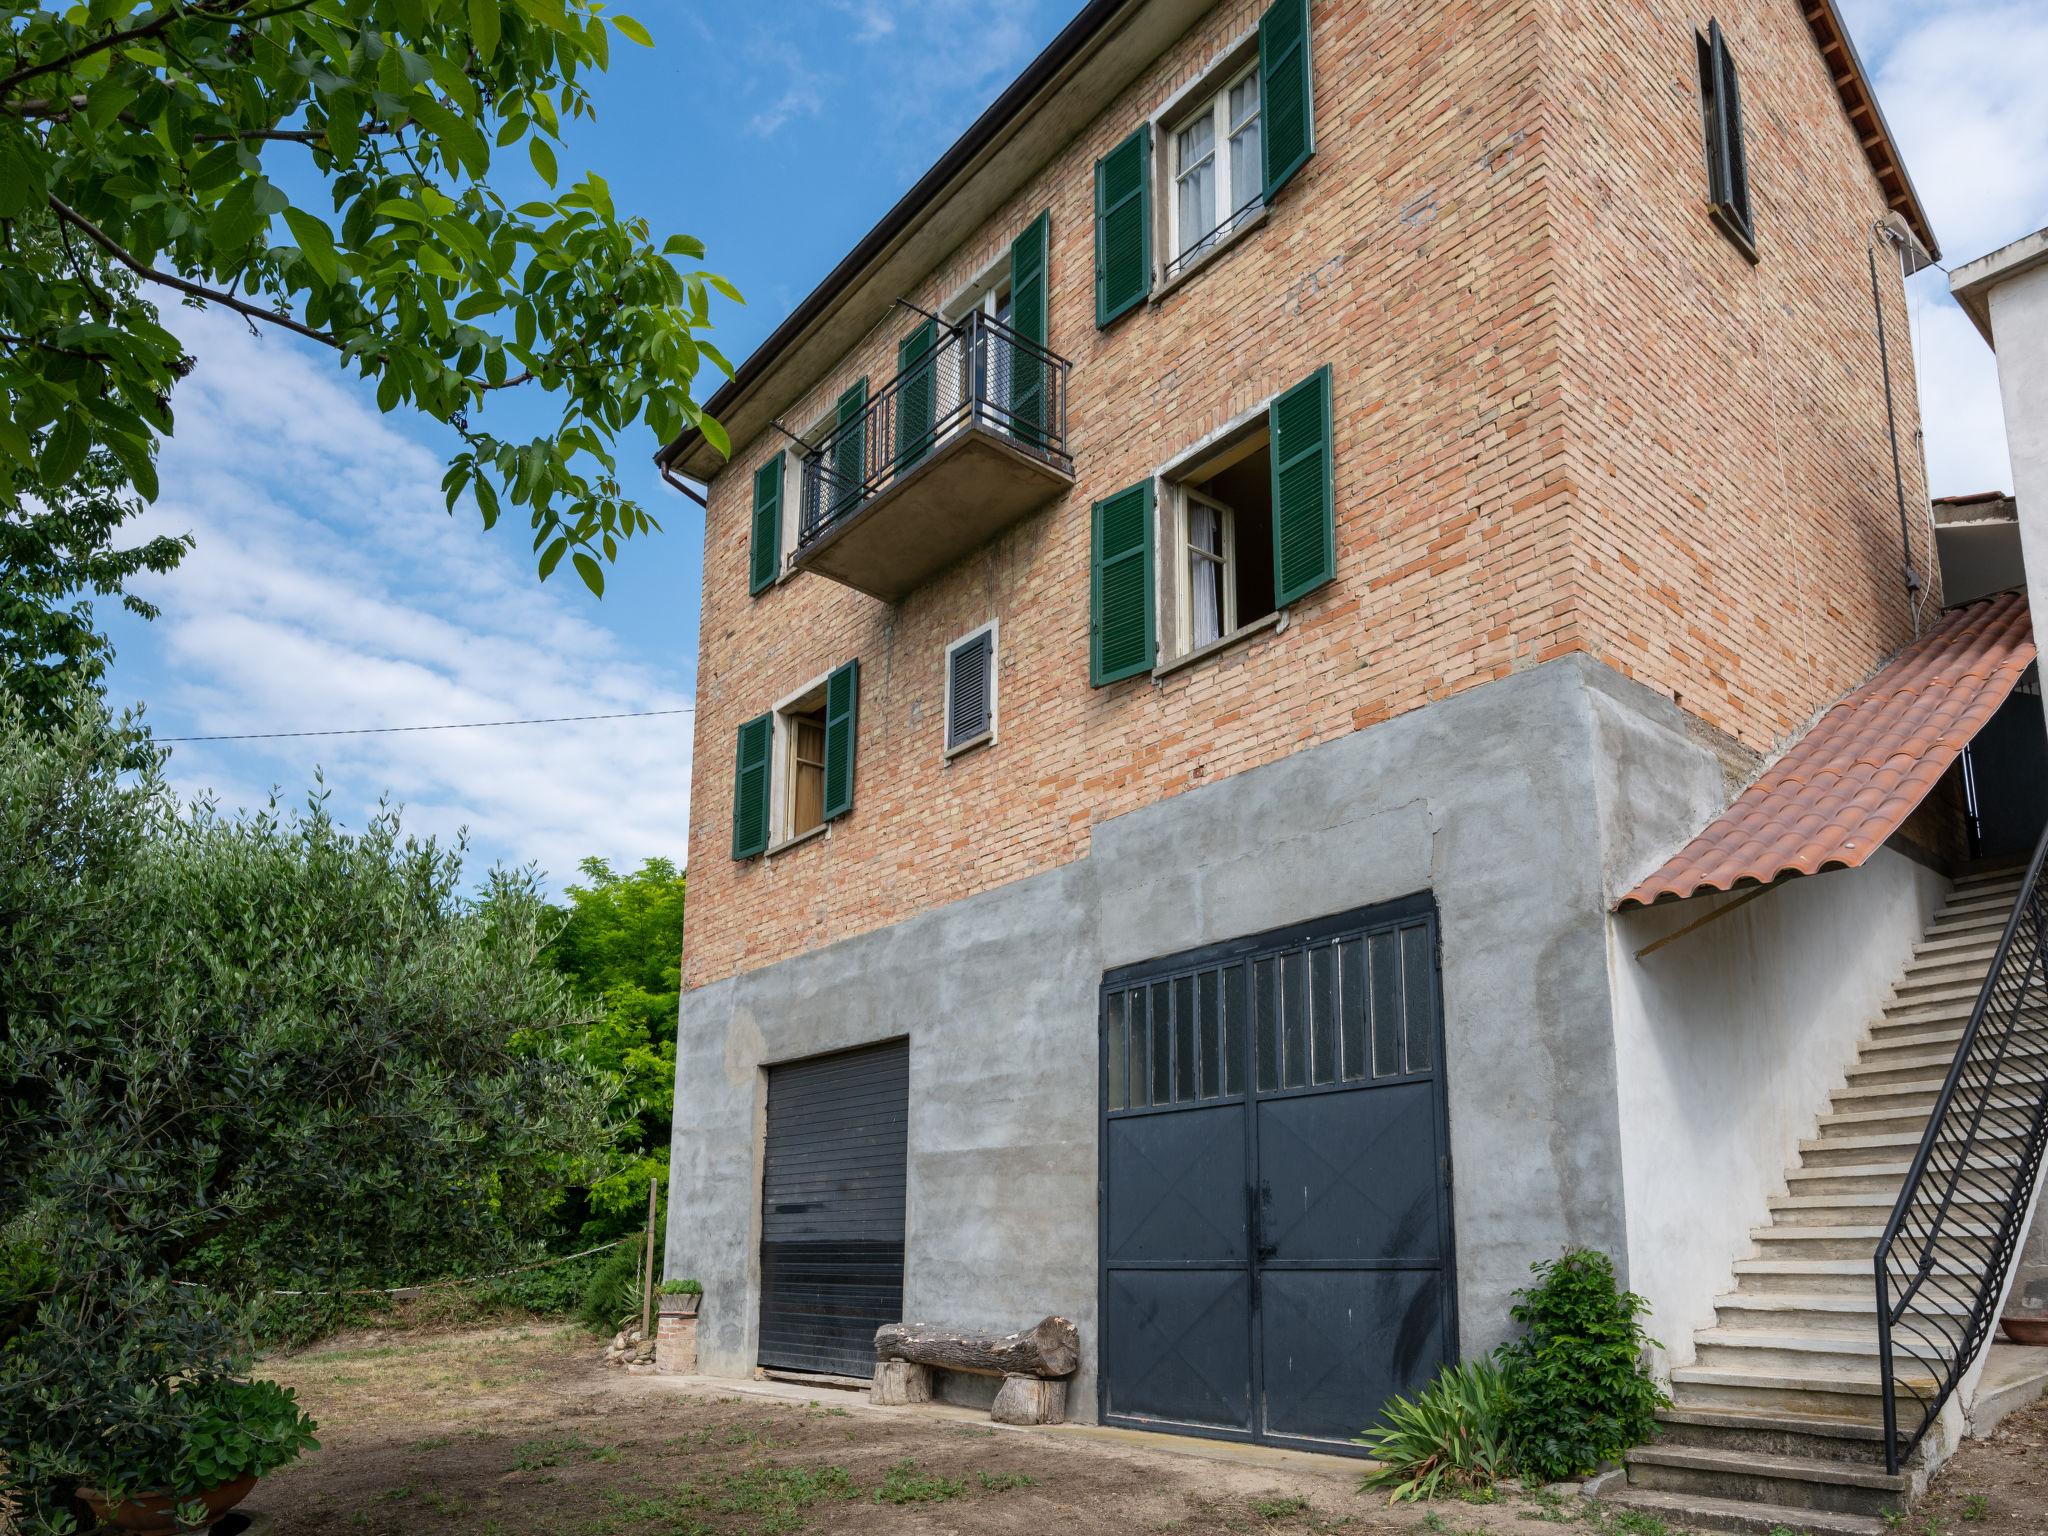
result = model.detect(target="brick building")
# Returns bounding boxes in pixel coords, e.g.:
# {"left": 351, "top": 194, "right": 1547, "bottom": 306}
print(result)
{"left": 659, "top": 0, "right": 2045, "bottom": 1513}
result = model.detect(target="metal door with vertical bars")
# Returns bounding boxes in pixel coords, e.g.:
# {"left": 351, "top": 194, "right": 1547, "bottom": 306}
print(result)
{"left": 1098, "top": 896, "right": 1455, "bottom": 1452}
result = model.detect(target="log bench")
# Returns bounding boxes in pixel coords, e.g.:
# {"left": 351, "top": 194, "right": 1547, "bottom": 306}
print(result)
{"left": 871, "top": 1316, "right": 1079, "bottom": 1425}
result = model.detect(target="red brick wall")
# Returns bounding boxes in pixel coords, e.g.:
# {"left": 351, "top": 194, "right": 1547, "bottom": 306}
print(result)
{"left": 1549, "top": 0, "right": 1937, "bottom": 748}
{"left": 679, "top": 0, "right": 1923, "bottom": 990}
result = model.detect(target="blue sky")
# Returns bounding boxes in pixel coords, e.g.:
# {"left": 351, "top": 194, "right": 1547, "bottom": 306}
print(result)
{"left": 100, "top": 0, "right": 2048, "bottom": 892}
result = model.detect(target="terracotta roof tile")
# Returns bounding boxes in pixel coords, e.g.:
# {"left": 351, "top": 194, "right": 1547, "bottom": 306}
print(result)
{"left": 1616, "top": 592, "right": 2035, "bottom": 909}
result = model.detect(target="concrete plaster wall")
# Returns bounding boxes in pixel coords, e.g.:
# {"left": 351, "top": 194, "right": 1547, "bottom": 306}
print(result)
{"left": 667, "top": 656, "right": 1661, "bottom": 1416}
{"left": 1606, "top": 850, "right": 1948, "bottom": 1373}
{"left": 1987, "top": 269, "right": 2048, "bottom": 729}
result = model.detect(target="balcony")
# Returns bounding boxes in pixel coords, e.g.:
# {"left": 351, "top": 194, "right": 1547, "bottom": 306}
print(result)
{"left": 793, "top": 311, "right": 1074, "bottom": 602}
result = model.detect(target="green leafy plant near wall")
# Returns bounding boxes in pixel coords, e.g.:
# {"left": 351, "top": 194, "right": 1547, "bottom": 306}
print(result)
{"left": 1503, "top": 1250, "right": 1666, "bottom": 1484}
{"left": 1355, "top": 1249, "right": 1666, "bottom": 1498}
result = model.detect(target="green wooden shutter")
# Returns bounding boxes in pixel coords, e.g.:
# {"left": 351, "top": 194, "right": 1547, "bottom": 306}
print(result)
{"left": 894, "top": 322, "right": 937, "bottom": 472}
{"left": 749, "top": 452, "right": 783, "bottom": 595}
{"left": 1008, "top": 210, "right": 1050, "bottom": 446}
{"left": 830, "top": 379, "right": 868, "bottom": 519}
{"left": 822, "top": 658, "right": 859, "bottom": 821}
{"left": 1269, "top": 365, "right": 1336, "bottom": 607}
{"left": 1094, "top": 125, "right": 1150, "bottom": 327}
{"left": 1259, "top": 0, "right": 1314, "bottom": 199}
{"left": 732, "top": 712, "right": 772, "bottom": 859}
{"left": 1090, "top": 480, "right": 1155, "bottom": 686}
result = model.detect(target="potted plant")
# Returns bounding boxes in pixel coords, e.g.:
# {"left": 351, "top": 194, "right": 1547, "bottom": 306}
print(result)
{"left": 77, "top": 1377, "right": 319, "bottom": 1534}
{"left": 657, "top": 1278, "right": 703, "bottom": 1318}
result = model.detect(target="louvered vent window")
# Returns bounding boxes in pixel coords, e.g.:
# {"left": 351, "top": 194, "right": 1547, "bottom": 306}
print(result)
{"left": 944, "top": 625, "right": 996, "bottom": 755}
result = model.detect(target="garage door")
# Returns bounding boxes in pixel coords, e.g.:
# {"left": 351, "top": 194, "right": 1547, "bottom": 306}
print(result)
{"left": 758, "top": 1039, "right": 909, "bottom": 1378}
{"left": 1099, "top": 897, "right": 1455, "bottom": 1452}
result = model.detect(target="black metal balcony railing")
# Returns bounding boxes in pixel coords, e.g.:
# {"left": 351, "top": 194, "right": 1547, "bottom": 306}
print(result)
{"left": 798, "top": 309, "right": 1072, "bottom": 549}
{"left": 1875, "top": 820, "right": 2048, "bottom": 1474}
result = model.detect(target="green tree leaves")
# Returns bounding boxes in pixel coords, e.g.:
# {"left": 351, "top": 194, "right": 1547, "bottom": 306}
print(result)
{"left": 0, "top": 0, "right": 737, "bottom": 594}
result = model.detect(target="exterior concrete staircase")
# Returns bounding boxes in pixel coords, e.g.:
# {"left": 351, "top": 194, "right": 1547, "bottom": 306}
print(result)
{"left": 1604, "top": 866, "right": 2035, "bottom": 1536}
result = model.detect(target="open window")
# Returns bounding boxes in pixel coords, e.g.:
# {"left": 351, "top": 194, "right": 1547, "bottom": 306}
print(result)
{"left": 732, "top": 660, "right": 860, "bottom": 858}
{"left": 1089, "top": 367, "right": 1332, "bottom": 688}
{"left": 1161, "top": 425, "right": 1278, "bottom": 662}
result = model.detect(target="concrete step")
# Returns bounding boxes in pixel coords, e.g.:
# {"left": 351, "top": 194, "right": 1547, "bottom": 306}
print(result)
{"left": 1844, "top": 1047, "right": 2048, "bottom": 1086}
{"left": 1751, "top": 1222, "right": 2000, "bottom": 1260}
{"left": 1766, "top": 1197, "right": 2009, "bottom": 1232}
{"left": 1595, "top": 1484, "right": 1889, "bottom": 1536}
{"left": 1670, "top": 1364, "right": 1935, "bottom": 1423}
{"left": 1728, "top": 1261, "right": 1979, "bottom": 1299}
{"left": 1693, "top": 1327, "right": 1888, "bottom": 1375}
{"left": 1623, "top": 1444, "right": 1910, "bottom": 1517}
{"left": 1798, "top": 1125, "right": 2026, "bottom": 1167}
{"left": 1815, "top": 1105, "right": 1933, "bottom": 1134}
{"left": 1911, "top": 929, "right": 2006, "bottom": 958}
{"left": 1826, "top": 1072, "right": 2048, "bottom": 1115}
{"left": 1782, "top": 1162, "right": 1912, "bottom": 1198}
{"left": 1714, "top": 1291, "right": 1969, "bottom": 1331}
{"left": 1652, "top": 1405, "right": 1905, "bottom": 1467}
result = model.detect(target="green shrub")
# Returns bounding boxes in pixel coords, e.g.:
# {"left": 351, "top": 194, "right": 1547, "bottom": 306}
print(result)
{"left": 576, "top": 1243, "right": 644, "bottom": 1333}
{"left": 1354, "top": 1355, "right": 1517, "bottom": 1503}
{"left": 657, "top": 1277, "right": 702, "bottom": 1296}
{"left": 481, "top": 1247, "right": 616, "bottom": 1317}
{"left": 1502, "top": 1250, "right": 1666, "bottom": 1483}
{"left": 87, "top": 1377, "right": 318, "bottom": 1503}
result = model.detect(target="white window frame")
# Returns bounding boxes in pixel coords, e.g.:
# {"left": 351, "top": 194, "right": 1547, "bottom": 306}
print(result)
{"left": 1165, "top": 56, "right": 1262, "bottom": 270}
{"left": 1177, "top": 489, "right": 1239, "bottom": 655}
{"left": 942, "top": 620, "right": 999, "bottom": 760}
{"left": 1150, "top": 397, "right": 1285, "bottom": 671}
{"left": 781, "top": 407, "right": 836, "bottom": 577}
{"left": 941, "top": 259, "right": 1014, "bottom": 441}
{"left": 766, "top": 667, "right": 834, "bottom": 852}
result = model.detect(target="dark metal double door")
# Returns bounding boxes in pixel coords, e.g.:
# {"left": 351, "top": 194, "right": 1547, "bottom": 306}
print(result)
{"left": 1100, "top": 897, "right": 1454, "bottom": 1452}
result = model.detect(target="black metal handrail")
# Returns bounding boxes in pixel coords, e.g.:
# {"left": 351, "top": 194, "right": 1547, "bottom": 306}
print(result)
{"left": 797, "top": 309, "right": 1072, "bottom": 549}
{"left": 1875, "top": 820, "right": 2048, "bottom": 1473}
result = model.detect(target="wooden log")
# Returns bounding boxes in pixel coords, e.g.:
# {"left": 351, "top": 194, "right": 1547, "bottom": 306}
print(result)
{"left": 991, "top": 1373, "right": 1067, "bottom": 1425}
{"left": 873, "top": 1316, "right": 1079, "bottom": 1379}
{"left": 870, "top": 1360, "right": 932, "bottom": 1406}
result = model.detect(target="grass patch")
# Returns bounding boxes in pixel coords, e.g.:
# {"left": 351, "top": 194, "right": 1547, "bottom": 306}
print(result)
{"left": 509, "top": 1434, "right": 593, "bottom": 1470}
{"left": 1255, "top": 1494, "right": 1311, "bottom": 1518}
{"left": 1961, "top": 1497, "right": 1990, "bottom": 1523}
{"left": 978, "top": 1469, "right": 1037, "bottom": 1492}
{"left": 873, "top": 1458, "right": 967, "bottom": 1505}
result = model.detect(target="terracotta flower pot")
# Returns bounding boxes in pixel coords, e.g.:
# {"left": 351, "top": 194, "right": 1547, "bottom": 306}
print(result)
{"left": 657, "top": 1291, "right": 701, "bottom": 1318}
{"left": 77, "top": 1474, "right": 257, "bottom": 1534}
{"left": 2002, "top": 1315, "right": 2048, "bottom": 1347}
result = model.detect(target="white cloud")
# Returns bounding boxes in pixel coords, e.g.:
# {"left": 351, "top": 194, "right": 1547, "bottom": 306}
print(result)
{"left": 1839, "top": 0, "right": 2048, "bottom": 496}
{"left": 129, "top": 309, "right": 693, "bottom": 893}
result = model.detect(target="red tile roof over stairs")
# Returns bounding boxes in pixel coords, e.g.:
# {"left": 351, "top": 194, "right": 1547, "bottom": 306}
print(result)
{"left": 1617, "top": 591, "right": 2035, "bottom": 910}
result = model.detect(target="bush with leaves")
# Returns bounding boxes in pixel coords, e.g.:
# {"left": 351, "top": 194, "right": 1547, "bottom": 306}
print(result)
{"left": 576, "top": 1240, "right": 644, "bottom": 1334}
{"left": 1501, "top": 1250, "right": 1666, "bottom": 1483}
{"left": 1354, "top": 1354, "right": 1518, "bottom": 1503}
{"left": 0, "top": 695, "right": 614, "bottom": 1528}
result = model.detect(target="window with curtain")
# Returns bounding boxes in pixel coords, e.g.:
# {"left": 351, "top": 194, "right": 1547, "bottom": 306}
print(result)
{"left": 1169, "top": 60, "right": 1263, "bottom": 263}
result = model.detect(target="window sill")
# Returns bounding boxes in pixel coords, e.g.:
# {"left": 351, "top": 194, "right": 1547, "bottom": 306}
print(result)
{"left": 1153, "top": 609, "right": 1285, "bottom": 679}
{"left": 765, "top": 823, "right": 829, "bottom": 859}
{"left": 943, "top": 731, "right": 995, "bottom": 762}
{"left": 1708, "top": 204, "right": 1759, "bottom": 265}
{"left": 1152, "top": 204, "right": 1268, "bottom": 306}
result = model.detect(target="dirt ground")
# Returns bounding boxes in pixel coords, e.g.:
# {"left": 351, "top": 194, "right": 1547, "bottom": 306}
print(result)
{"left": 1919, "top": 1393, "right": 2048, "bottom": 1536}
{"left": 247, "top": 1323, "right": 2048, "bottom": 1536}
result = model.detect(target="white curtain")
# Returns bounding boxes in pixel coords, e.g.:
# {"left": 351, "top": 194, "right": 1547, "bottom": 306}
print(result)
{"left": 1188, "top": 502, "right": 1223, "bottom": 648}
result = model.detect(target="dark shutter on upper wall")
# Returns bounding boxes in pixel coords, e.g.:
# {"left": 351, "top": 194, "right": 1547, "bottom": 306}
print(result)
{"left": 1091, "top": 480, "right": 1155, "bottom": 686}
{"left": 831, "top": 379, "right": 868, "bottom": 516}
{"left": 1259, "top": 0, "right": 1314, "bottom": 199}
{"left": 749, "top": 453, "right": 783, "bottom": 595}
{"left": 946, "top": 630, "right": 995, "bottom": 750}
{"left": 822, "top": 658, "right": 858, "bottom": 821}
{"left": 1094, "top": 125, "right": 1150, "bottom": 327}
{"left": 1699, "top": 20, "right": 1752, "bottom": 246}
{"left": 1008, "top": 211, "right": 1050, "bottom": 445}
{"left": 895, "top": 322, "right": 937, "bottom": 471}
{"left": 732, "top": 712, "right": 772, "bottom": 859}
{"left": 1269, "top": 365, "right": 1336, "bottom": 607}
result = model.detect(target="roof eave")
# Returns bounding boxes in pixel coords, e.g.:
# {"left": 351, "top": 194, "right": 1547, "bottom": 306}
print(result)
{"left": 1799, "top": 0, "right": 1939, "bottom": 262}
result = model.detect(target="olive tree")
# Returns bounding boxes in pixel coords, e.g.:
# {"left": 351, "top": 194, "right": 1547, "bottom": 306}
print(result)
{"left": 0, "top": 698, "right": 613, "bottom": 1526}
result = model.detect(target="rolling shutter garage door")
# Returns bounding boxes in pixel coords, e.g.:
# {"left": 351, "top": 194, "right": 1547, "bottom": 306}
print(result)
{"left": 758, "top": 1040, "right": 909, "bottom": 1377}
